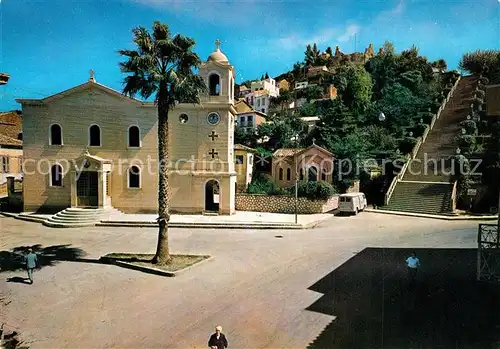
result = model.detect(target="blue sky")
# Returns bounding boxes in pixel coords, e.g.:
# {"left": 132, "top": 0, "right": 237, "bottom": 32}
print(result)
{"left": 0, "top": 0, "right": 499, "bottom": 110}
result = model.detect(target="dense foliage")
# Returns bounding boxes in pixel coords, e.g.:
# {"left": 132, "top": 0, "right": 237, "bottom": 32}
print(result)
{"left": 237, "top": 41, "right": 454, "bottom": 197}
{"left": 247, "top": 173, "right": 336, "bottom": 200}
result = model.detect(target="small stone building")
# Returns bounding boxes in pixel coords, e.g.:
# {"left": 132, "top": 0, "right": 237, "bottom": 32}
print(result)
{"left": 271, "top": 143, "right": 333, "bottom": 188}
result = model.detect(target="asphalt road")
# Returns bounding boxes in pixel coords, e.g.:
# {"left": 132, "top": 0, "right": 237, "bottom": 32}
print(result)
{"left": 0, "top": 213, "right": 495, "bottom": 348}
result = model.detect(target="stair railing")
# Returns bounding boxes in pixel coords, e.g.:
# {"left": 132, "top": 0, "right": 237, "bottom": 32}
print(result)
{"left": 385, "top": 154, "right": 411, "bottom": 205}
{"left": 451, "top": 180, "right": 458, "bottom": 212}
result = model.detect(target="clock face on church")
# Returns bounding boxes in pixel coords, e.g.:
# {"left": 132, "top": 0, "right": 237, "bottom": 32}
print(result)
{"left": 207, "top": 112, "right": 220, "bottom": 125}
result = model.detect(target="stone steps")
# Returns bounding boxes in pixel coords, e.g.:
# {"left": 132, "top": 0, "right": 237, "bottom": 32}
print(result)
{"left": 43, "top": 207, "right": 123, "bottom": 228}
{"left": 382, "top": 181, "right": 453, "bottom": 215}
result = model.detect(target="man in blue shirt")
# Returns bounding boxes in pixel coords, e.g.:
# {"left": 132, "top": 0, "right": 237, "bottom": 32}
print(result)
{"left": 24, "top": 248, "right": 38, "bottom": 284}
{"left": 406, "top": 251, "right": 420, "bottom": 286}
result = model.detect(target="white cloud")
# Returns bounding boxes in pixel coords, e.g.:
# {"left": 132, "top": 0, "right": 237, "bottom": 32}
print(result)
{"left": 337, "top": 25, "right": 361, "bottom": 43}
{"left": 275, "top": 25, "right": 360, "bottom": 51}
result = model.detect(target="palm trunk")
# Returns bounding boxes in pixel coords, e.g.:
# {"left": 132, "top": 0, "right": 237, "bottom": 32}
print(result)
{"left": 153, "top": 103, "right": 171, "bottom": 265}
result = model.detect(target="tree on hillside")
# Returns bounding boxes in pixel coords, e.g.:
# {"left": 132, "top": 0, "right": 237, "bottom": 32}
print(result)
{"left": 119, "top": 21, "right": 206, "bottom": 265}
{"left": 431, "top": 59, "right": 447, "bottom": 71}
{"left": 397, "top": 45, "right": 434, "bottom": 82}
{"left": 256, "top": 113, "right": 307, "bottom": 149}
{"left": 265, "top": 72, "right": 269, "bottom": 79}
{"left": 365, "top": 41, "right": 398, "bottom": 99}
{"left": 305, "top": 43, "right": 321, "bottom": 66}
{"left": 292, "top": 61, "right": 306, "bottom": 79}
{"left": 333, "top": 64, "right": 373, "bottom": 119}
{"left": 310, "top": 99, "right": 357, "bottom": 142}
{"left": 326, "top": 46, "right": 333, "bottom": 56}
{"left": 373, "top": 83, "right": 422, "bottom": 134}
{"left": 459, "top": 50, "right": 500, "bottom": 83}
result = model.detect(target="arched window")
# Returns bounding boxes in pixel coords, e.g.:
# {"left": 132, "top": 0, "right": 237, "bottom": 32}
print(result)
{"left": 50, "top": 124, "right": 62, "bottom": 145}
{"left": 286, "top": 168, "right": 291, "bottom": 181}
{"left": 308, "top": 166, "right": 318, "bottom": 182}
{"left": 89, "top": 124, "right": 101, "bottom": 146}
{"left": 128, "top": 165, "right": 141, "bottom": 188}
{"left": 50, "top": 164, "right": 63, "bottom": 187}
{"left": 128, "top": 125, "right": 140, "bottom": 147}
{"left": 321, "top": 168, "right": 327, "bottom": 181}
{"left": 209, "top": 74, "right": 221, "bottom": 96}
{"left": 278, "top": 168, "right": 283, "bottom": 180}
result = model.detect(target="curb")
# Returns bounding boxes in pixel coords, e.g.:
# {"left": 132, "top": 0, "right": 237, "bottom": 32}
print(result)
{"left": 97, "top": 221, "right": 306, "bottom": 229}
{"left": 100, "top": 255, "right": 214, "bottom": 277}
{"left": 365, "top": 208, "right": 498, "bottom": 221}
{"left": 1, "top": 211, "right": 46, "bottom": 223}
{"left": 2, "top": 211, "right": 333, "bottom": 229}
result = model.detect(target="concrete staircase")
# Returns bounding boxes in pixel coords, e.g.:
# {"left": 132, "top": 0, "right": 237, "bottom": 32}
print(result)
{"left": 43, "top": 207, "right": 123, "bottom": 228}
{"left": 382, "top": 181, "right": 454, "bottom": 215}
{"left": 382, "top": 76, "right": 477, "bottom": 215}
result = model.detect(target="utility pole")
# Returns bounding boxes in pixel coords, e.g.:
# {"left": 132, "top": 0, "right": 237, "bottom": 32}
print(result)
{"left": 354, "top": 33, "right": 357, "bottom": 53}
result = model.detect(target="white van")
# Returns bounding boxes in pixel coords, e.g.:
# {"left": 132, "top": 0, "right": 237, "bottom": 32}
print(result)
{"left": 339, "top": 192, "right": 367, "bottom": 215}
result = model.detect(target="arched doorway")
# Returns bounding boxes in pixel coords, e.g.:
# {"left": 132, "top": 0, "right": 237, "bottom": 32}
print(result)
{"left": 308, "top": 166, "right": 318, "bottom": 182}
{"left": 205, "top": 180, "right": 220, "bottom": 212}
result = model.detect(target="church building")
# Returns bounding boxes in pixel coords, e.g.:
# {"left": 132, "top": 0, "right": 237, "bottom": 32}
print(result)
{"left": 16, "top": 41, "right": 237, "bottom": 214}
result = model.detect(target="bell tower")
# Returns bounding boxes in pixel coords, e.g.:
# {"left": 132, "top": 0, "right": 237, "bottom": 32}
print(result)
{"left": 167, "top": 39, "right": 237, "bottom": 215}
{"left": 199, "top": 40, "right": 235, "bottom": 104}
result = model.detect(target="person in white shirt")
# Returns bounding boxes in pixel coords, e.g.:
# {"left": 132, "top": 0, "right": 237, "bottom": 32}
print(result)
{"left": 406, "top": 251, "right": 420, "bottom": 286}
{"left": 406, "top": 252, "right": 420, "bottom": 285}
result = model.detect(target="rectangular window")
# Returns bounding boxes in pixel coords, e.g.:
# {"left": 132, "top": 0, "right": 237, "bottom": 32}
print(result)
{"left": 248, "top": 155, "right": 253, "bottom": 165}
{"left": 235, "top": 155, "right": 244, "bottom": 165}
{"left": 18, "top": 157, "right": 23, "bottom": 173}
{"left": 1, "top": 157, "right": 10, "bottom": 173}
{"left": 240, "top": 116, "right": 245, "bottom": 125}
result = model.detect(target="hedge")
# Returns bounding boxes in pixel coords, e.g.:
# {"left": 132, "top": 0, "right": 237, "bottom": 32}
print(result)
{"left": 297, "top": 181, "right": 336, "bottom": 200}
{"left": 399, "top": 137, "right": 418, "bottom": 154}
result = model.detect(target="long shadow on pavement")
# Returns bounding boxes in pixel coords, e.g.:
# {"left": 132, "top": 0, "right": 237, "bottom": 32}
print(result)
{"left": 0, "top": 244, "right": 99, "bottom": 273}
{"left": 306, "top": 248, "right": 500, "bottom": 349}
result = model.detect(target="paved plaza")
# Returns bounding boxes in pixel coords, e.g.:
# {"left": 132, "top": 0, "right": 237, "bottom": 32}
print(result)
{"left": 1, "top": 212, "right": 499, "bottom": 348}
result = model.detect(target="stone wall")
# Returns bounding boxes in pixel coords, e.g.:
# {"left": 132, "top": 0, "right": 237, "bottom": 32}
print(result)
{"left": 235, "top": 194, "right": 338, "bottom": 214}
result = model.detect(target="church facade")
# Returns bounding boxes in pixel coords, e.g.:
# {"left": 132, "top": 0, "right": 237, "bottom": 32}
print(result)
{"left": 16, "top": 41, "right": 237, "bottom": 214}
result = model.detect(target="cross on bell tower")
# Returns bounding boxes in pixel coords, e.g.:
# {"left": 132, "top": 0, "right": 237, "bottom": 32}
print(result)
{"left": 89, "top": 69, "right": 95, "bottom": 82}
{"left": 215, "top": 39, "right": 221, "bottom": 50}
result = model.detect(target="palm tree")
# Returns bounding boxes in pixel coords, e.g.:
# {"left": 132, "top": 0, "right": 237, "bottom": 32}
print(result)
{"left": 119, "top": 21, "right": 207, "bottom": 265}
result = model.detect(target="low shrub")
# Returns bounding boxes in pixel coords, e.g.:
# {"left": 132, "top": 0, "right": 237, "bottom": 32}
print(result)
{"left": 457, "top": 134, "right": 475, "bottom": 148}
{"left": 475, "top": 89, "right": 485, "bottom": 100}
{"left": 414, "top": 123, "right": 428, "bottom": 138}
{"left": 473, "top": 97, "right": 483, "bottom": 108}
{"left": 421, "top": 112, "right": 435, "bottom": 124}
{"left": 459, "top": 120, "right": 477, "bottom": 134}
{"left": 430, "top": 100, "right": 442, "bottom": 113}
{"left": 479, "top": 77, "right": 489, "bottom": 85}
{"left": 398, "top": 136, "right": 418, "bottom": 154}
{"left": 297, "top": 180, "right": 336, "bottom": 200}
{"left": 247, "top": 174, "right": 287, "bottom": 195}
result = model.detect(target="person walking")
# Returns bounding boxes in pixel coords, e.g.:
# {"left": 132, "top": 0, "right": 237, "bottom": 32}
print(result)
{"left": 406, "top": 251, "right": 420, "bottom": 287}
{"left": 24, "top": 248, "right": 38, "bottom": 284}
{"left": 208, "top": 326, "right": 228, "bottom": 349}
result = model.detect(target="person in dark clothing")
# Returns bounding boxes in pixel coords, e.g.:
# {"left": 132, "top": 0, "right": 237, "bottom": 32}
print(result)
{"left": 24, "top": 248, "right": 38, "bottom": 284}
{"left": 208, "top": 325, "right": 228, "bottom": 349}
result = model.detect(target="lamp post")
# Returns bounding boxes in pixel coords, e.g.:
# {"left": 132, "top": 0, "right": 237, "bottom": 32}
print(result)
{"left": 292, "top": 134, "right": 300, "bottom": 224}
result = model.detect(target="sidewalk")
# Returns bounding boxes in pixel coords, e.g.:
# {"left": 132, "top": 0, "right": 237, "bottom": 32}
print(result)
{"left": 1, "top": 211, "right": 334, "bottom": 229}
{"left": 365, "top": 208, "right": 498, "bottom": 221}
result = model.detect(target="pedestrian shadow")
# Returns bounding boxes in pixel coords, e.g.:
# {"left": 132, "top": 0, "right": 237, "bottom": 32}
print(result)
{"left": 6, "top": 276, "right": 30, "bottom": 284}
{"left": 305, "top": 247, "right": 500, "bottom": 349}
{"left": 0, "top": 244, "right": 100, "bottom": 273}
